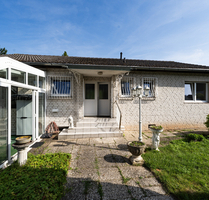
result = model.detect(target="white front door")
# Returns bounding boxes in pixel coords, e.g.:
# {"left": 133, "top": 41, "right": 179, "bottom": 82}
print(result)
{"left": 84, "top": 82, "right": 110, "bottom": 117}
{"left": 98, "top": 82, "right": 110, "bottom": 116}
{"left": 84, "top": 83, "right": 97, "bottom": 116}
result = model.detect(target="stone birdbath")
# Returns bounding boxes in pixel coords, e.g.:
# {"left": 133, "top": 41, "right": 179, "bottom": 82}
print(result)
{"left": 127, "top": 141, "right": 146, "bottom": 165}
{"left": 149, "top": 125, "right": 163, "bottom": 151}
{"left": 12, "top": 136, "right": 32, "bottom": 166}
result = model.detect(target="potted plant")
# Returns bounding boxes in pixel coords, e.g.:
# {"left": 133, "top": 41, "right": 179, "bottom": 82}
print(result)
{"left": 148, "top": 125, "right": 163, "bottom": 151}
{"left": 127, "top": 141, "right": 146, "bottom": 165}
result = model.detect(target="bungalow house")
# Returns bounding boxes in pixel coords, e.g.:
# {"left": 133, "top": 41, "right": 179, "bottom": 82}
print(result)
{"left": 1, "top": 53, "right": 209, "bottom": 164}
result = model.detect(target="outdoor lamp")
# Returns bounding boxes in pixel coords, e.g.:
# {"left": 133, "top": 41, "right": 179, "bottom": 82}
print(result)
{"left": 136, "top": 85, "right": 142, "bottom": 96}
{"left": 132, "top": 84, "right": 149, "bottom": 142}
{"left": 144, "top": 86, "right": 150, "bottom": 97}
{"left": 132, "top": 87, "right": 137, "bottom": 97}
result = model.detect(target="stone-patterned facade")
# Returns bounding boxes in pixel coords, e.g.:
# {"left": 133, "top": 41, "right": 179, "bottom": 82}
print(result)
{"left": 44, "top": 68, "right": 209, "bottom": 131}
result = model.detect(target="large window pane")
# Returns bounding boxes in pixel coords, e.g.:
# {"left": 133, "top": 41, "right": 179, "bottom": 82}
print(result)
{"left": 28, "top": 73, "right": 37, "bottom": 86}
{"left": 196, "top": 83, "right": 206, "bottom": 101}
{"left": 85, "top": 84, "right": 95, "bottom": 99}
{"left": 0, "top": 68, "right": 7, "bottom": 79}
{"left": 11, "top": 86, "right": 32, "bottom": 156}
{"left": 99, "top": 84, "right": 108, "bottom": 99}
{"left": 0, "top": 86, "right": 8, "bottom": 164}
{"left": 11, "top": 69, "right": 25, "bottom": 84}
{"left": 121, "top": 81, "right": 130, "bottom": 96}
{"left": 52, "top": 80, "right": 71, "bottom": 95}
{"left": 185, "top": 83, "right": 194, "bottom": 100}
{"left": 39, "top": 76, "right": 45, "bottom": 89}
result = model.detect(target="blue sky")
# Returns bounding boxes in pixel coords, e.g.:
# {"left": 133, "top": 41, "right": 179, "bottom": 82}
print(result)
{"left": 1, "top": 0, "right": 209, "bottom": 65}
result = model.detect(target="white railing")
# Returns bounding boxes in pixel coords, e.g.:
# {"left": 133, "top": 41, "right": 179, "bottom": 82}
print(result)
{"left": 114, "top": 101, "right": 122, "bottom": 130}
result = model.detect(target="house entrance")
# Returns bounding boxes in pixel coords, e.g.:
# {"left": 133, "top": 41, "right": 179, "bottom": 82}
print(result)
{"left": 84, "top": 82, "right": 110, "bottom": 117}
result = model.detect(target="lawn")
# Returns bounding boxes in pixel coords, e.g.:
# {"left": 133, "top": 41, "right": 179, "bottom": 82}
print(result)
{"left": 142, "top": 134, "right": 209, "bottom": 200}
{"left": 0, "top": 153, "right": 71, "bottom": 200}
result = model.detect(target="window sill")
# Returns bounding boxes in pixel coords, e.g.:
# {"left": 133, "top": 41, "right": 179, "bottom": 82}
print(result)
{"left": 184, "top": 101, "right": 208, "bottom": 104}
{"left": 119, "top": 96, "right": 133, "bottom": 101}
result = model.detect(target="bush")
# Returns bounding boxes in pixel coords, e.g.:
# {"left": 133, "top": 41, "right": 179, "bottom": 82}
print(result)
{"left": 204, "top": 114, "right": 209, "bottom": 130}
{"left": 185, "top": 133, "right": 205, "bottom": 142}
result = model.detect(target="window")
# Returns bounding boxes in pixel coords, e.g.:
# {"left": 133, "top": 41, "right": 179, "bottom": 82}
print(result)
{"left": 121, "top": 77, "right": 134, "bottom": 97}
{"left": 48, "top": 76, "right": 72, "bottom": 98}
{"left": 28, "top": 73, "right": 37, "bottom": 86}
{"left": 39, "top": 76, "right": 45, "bottom": 89}
{"left": 11, "top": 68, "right": 26, "bottom": 84}
{"left": 0, "top": 68, "right": 7, "bottom": 79}
{"left": 143, "top": 77, "right": 157, "bottom": 99}
{"left": 185, "top": 82, "right": 208, "bottom": 102}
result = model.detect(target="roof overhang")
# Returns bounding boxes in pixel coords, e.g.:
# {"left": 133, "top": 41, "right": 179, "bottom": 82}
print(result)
{"left": 25, "top": 62, "right": 209, "bottom": 74}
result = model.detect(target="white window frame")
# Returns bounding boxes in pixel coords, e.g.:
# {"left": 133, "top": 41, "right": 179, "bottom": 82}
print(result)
{"left": 120, "top": 77, "right": 135, "bottom": 98}
{"left": 47, "top": 75, "right": 73, "bottom": 99}
{"left": 185, "top": 82, "right": 208, "bottom": 102}
{"left": 142, "top": 77, "right": 157, "bottom": 99}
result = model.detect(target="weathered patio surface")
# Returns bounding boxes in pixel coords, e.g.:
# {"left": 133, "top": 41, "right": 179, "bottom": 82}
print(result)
{"left": 29, "top": 130, "right": 187, "bottom": 200}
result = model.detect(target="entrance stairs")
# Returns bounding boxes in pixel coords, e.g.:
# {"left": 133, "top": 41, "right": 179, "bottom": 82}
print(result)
{"left": 58, "top": 117, "right": 124, "bottom": 140}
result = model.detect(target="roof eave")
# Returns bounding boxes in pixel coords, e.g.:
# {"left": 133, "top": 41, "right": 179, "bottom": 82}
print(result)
{"left": 25, "top": 62, "right": 209, "bottom": 73}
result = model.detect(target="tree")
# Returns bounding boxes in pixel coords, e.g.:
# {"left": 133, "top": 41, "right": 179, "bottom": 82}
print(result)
{"left": 62, "top": 51, "right": 68, "bottom": 56}
{"left": 0, "top": 46, "right": 7, "bottom": 55}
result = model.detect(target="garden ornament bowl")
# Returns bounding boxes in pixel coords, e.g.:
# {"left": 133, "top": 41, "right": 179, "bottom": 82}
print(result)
{"left": 127, "top": 141, "right": 146, "bottom": 165}
{"left": 15, "top": 136, "right": 31, "bottom": 144}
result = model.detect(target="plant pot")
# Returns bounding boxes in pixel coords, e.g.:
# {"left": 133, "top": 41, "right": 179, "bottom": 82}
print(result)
{"left": 15, "top": 136, "right": 31, "bottom": 144}
{"left": 127, "top": 141, "right": 146, "bottom": 165}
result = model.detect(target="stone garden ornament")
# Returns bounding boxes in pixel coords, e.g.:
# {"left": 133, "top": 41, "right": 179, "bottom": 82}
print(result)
{"left": 68, "top": 115, "right": 74, "bottom": 129}
{"left": 149, "top": 125, "right": 164, "bottom": 151}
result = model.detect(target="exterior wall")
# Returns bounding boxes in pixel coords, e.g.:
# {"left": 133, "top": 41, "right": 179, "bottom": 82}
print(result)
{"left": 45, "top": 69, "right": 83, "bottom": 127}
{"left": 118, "top": 71, "right": 209, "bottom": 130}
{"left": 44, "top": 68, "right": 209, "bottom": 131}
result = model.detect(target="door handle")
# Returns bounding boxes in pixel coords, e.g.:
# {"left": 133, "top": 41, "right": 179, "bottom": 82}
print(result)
{"left": 21, "top": 117, "right": 27, "bottom": 119}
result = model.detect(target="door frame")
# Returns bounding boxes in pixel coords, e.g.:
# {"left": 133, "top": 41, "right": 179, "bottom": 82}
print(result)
{"left": 83, "top": 81, "right": 111, "bottom": 117}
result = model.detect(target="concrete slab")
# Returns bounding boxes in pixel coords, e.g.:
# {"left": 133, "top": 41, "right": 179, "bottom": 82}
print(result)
{"left": 99, "top": 167, "right": 121, "bottom": 181}
{"left": 100, "top": 180, "right": 132, "bottom": 200}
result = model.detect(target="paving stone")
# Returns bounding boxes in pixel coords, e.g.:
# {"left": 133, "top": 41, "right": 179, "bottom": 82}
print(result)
{"left": 62, "top": 178, "right": 85, "bottom": 200}
{"left": 99, "top": 167, "right": 121, "bottom": 181}
{"left": 97, "top": 156, "right": 117, "bottom": 168}
{"left": 143, "top": 186, "right": 167, "bottom": 196}
{"left": 96, "top": 149, "right": 112, "bottom": 158}
{"left": 139, "top": 177, "right": 161, "bottom": 187}
{"left": 76, "top": 138, "right": 90, "bottom": 145}
{"left": 126, "top": 179, "right": 145, "bottom": 199}
{"left": 141, "top": 195, "right": 174, "bottom": 200}
{"left": 102, "top": 137, "right": 115, "bottom": 144}
{"left": 113, "top": 137, "right": 128, "bottom": 144}
{"left": 86, "top": 181, "right": 101, "bottom": 200}
{"left": 68, "top": 168, "right": 99, "bottom": 181}
{"left": 89, "top": 138, "right": 103, "bottom": 145}
{"left": 120, "top": 166, "right": 154, "bottom": 179}
{"left": 100, "top": 180, "right": 132, "bottom": 200}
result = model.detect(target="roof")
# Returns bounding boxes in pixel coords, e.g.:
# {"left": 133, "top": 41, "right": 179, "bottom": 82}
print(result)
{"left": 1, "top": 54, "right": 209, "bottom": 72}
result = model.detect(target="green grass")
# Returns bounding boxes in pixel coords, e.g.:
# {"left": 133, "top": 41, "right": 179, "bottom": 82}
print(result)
{"left": 142, "top": 135, "right": 209, "bottom": 200}
{"left": 0, "top": 152, "right": 71, "bottom": 200}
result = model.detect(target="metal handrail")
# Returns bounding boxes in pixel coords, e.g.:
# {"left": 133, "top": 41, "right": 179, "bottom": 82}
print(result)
{"left": 114, "top": 100, "right": 122, "bottom": 130}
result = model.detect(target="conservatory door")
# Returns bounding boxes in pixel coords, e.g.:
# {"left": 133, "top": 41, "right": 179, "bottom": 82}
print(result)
{"left": 0, "top": 85, "right": 8, "bottom": 164}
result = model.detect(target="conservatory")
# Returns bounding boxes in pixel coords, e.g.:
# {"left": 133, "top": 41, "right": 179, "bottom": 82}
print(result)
{"left": 0, "top": 57, "right": 46, "bottom": 166}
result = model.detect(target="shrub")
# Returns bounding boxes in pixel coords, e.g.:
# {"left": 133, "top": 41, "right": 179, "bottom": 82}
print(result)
{"left": 204, "top": 114, "right": 209, "bottom": 130}
{"left": 185, "top": 133, "right": 205, "bottom": 142}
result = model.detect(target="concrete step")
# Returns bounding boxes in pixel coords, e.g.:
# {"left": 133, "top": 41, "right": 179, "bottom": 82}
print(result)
{"left": 76, "top": 122, "right": 119, "bottom": 128}
{"left": 78, "top": 117, "right": 117, "bottom": 123}
{"left": 58, "top": 131, "right": 123, "bottom": 140}
{"left": 66, "top": 126, "right": 120, "bottom": 133}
